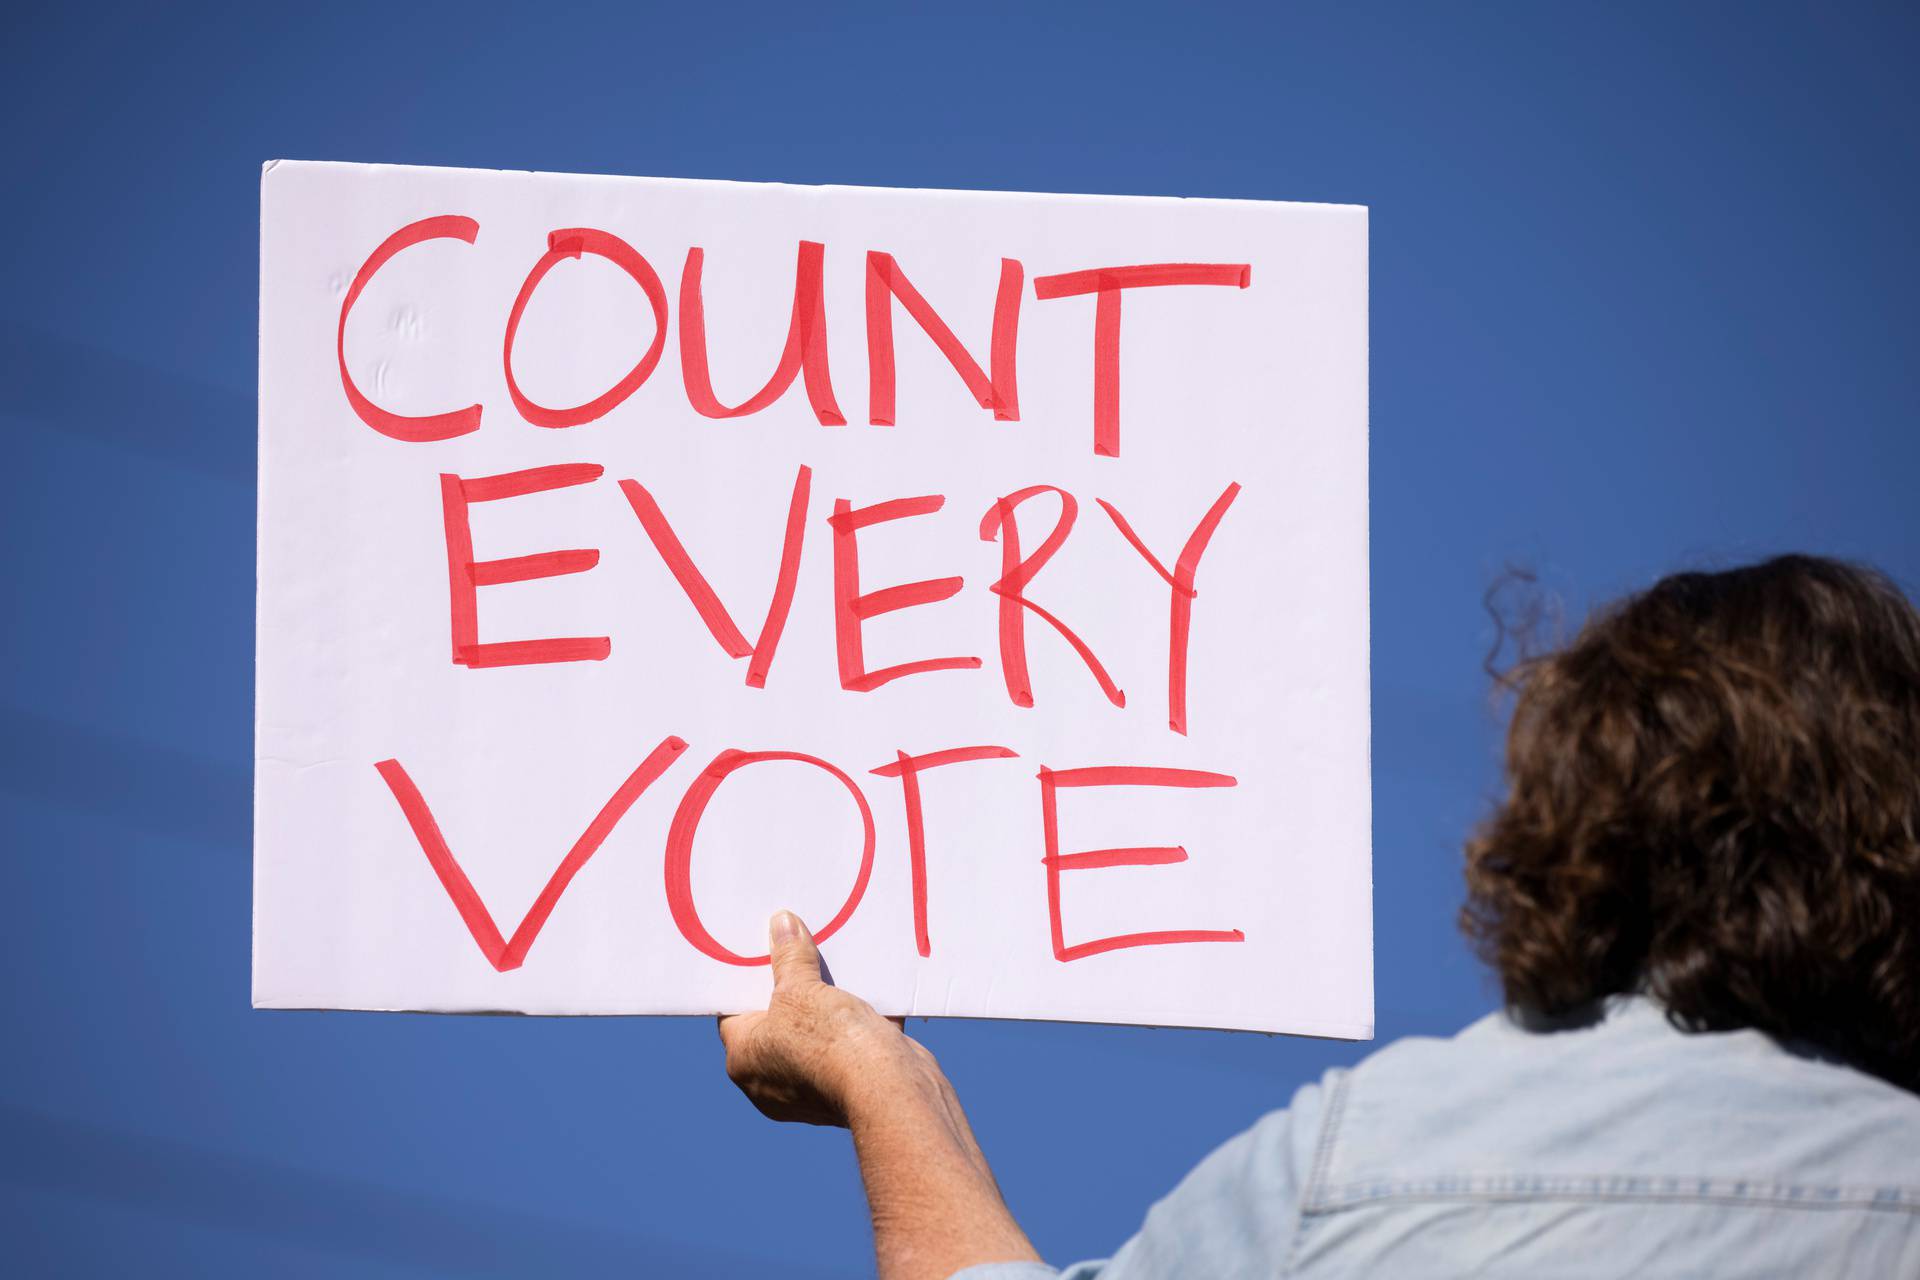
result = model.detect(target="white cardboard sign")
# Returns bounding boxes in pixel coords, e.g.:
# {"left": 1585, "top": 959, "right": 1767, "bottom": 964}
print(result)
{"left": 254, "top": 160, "right": 1370, "bottom": 1036}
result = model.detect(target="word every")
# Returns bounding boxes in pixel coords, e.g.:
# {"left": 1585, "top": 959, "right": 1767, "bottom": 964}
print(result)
{"left": 341, "top": 216, "right": 1252, "bottom": 458}
{"left": 377, "top": 737, "right": 1242, "bottom": 971}
{"left": 442, "top": 463, "right": 1239, "bottom": 736}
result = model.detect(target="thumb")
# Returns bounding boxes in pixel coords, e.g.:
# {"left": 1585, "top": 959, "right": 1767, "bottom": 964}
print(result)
{"left": 768, "top": 910, "right": 823, "bottom": 989}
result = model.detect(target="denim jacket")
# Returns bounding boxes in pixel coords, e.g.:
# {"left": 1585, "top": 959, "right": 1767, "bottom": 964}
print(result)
{"left": 958, "top": 997, "right": 1920, "bottom": 1278}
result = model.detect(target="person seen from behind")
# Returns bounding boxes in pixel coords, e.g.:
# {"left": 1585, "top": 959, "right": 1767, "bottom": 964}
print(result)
{"left": 717, "top": 553, "right": 1920, "bottom": 1277}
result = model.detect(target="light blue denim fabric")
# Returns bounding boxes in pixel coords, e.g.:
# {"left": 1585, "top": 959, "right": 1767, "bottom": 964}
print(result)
{"left": 956, "top": 996, "right": 1920, "bottom": 1278}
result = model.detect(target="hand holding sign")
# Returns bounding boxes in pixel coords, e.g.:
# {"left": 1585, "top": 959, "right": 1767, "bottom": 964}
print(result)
{"left": 717, "top": 911, "right": 917, "bottom": 1128}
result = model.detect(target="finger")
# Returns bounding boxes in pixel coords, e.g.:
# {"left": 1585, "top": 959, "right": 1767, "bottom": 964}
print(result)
{"left": 717, "top": 1011, "right": 762, "bottom": 1052}
{"left": 767, "top": 909, "right": 823, "bottom": 990}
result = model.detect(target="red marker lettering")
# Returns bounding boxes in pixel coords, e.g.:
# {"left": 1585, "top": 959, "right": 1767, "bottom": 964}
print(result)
{"left": 1031, "top": 263, "right": 1251, "bottom": 458}
{"left": 664, "top": 749, "right": 876, "bottom": 966}
{"left": 504, "top": 228, "right": 669, "bottom": 429}
{"left": 1037, "top": 764, "right": 1243, "bottom": 961}
{"left": 374, "top": 737, "right": 688, "bottom": 972}
{"left": 680, "top": 242, "right": 845, "bottom": 425}
{"left": 829, "top": 495, "right": 983, "bottom": 691}
{"left": 618, "top": 465, "right": 811, "bottom": 688}
{"left": 865, "top": 252, "right": 1023, "bottom": 425}
{"left": 337, "top": 215, "right": 482, "bottom": 442}
{"left": 440, "top": 464, "right": 610, "bottom": 667}
{"left": 1096, "top": 482, "right": 1242, "bottom": 735}
{"left": 870, "top": 746, "right": 1019, "bottom": 955}
{"left": 979, "top": 485, "right": 1124, "bottom": 711}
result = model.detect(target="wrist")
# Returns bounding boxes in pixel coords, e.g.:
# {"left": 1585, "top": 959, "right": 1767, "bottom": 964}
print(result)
{"left": 840, "top": 1035, "right": 951, "bottom": 1130}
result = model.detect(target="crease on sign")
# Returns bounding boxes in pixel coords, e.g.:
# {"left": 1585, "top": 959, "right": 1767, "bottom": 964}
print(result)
{"left": 907, "top": 962, "right": 926, "bottom": 1018}
{"left": 257, "top": 755, "right": 345, "bottom": 776}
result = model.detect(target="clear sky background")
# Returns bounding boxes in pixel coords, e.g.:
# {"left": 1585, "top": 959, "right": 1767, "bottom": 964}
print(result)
{"left": 3, "top": 2, "right": 1917, "bottom": 1274}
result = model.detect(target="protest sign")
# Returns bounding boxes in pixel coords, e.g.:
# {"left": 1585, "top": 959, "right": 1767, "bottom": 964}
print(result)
{"left": 254, "top": 160, "right": 1370, "bottom": 1035}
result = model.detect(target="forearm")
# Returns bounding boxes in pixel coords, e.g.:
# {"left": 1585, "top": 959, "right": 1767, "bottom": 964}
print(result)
{"left": 717, "top": 914, "right": 1043, "bottom": 1278}
{"left": 847, "top": 1049, "right": 1042, "bottom": 1280}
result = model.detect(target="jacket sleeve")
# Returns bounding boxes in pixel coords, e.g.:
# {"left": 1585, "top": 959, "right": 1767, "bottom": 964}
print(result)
{"left": 950, "top": 1075, "right": 1333, "bottom": 1280}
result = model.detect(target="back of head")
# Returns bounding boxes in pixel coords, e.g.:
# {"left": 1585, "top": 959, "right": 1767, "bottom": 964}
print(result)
{"left": 1462, "top": 554, "right": 1920, "bottom": 1090}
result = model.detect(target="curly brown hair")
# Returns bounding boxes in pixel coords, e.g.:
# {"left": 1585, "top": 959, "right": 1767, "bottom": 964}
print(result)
{"left": 1461, "top": 554, "right": 1920, "bottom": 1089}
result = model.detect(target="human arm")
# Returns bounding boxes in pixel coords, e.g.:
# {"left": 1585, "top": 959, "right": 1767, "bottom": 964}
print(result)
{"left": 717, "top": 911, "right": 1044, "bottom": 1280}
